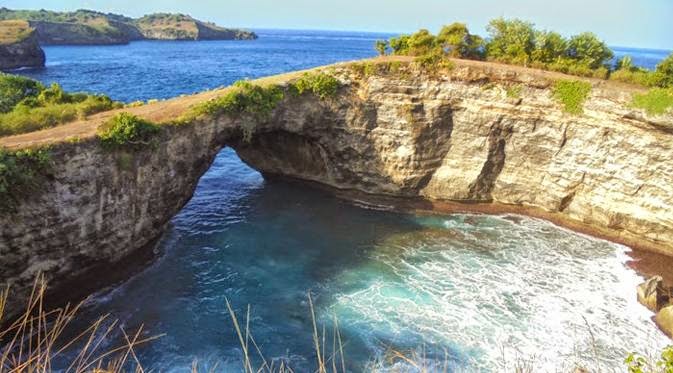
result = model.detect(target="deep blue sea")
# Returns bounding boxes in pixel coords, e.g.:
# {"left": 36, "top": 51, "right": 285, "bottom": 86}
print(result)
{"left": 15, "top": 30, "right": 671, "bottom": 372}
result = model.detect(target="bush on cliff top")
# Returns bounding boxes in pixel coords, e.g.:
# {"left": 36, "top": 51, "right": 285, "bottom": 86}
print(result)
{"left": 97, "top": 112, "right": 161, "bottom": 149}
{"left": 551, "top": 80, "right": 592, "bottom": 115}
{"left": 0, "top": 74, "right": 122, "bottom": 137}
{"left": 191, "top": 80, "right": 284, "bottom": 120}
{"left": 0, "top": 147, "right": 51, "bottom": 211}
{"left": 290, "top": 72, "right": 340, "bottom": 99}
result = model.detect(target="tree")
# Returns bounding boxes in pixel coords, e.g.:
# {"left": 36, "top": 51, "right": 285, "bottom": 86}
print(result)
{"left": 531, "top": 30, "right": 567, "bottom": 64}
{"left": 566, "top": 32, "right": 613, "bottom": 69}
{"left": 436, "top": 22, "right": 484, "bottom": 59}
{"left": 374, "top": 40, "right": 388, "bottom": 56}
{"left": 654, "top": 52, "right": 673, "bottom": 88}
{"left": 485, "top": 18, "right": 535, "bottom": 65}
{"left": 389, "top": 35, "right": 410, "bottom": 55}
{"left": 406, "top": 29, "right": 436, "bottom": 55}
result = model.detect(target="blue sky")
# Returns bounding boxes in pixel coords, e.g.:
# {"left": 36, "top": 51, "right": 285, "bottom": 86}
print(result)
{"left": 4, "top": 0, "right": 672, "bottom": 50}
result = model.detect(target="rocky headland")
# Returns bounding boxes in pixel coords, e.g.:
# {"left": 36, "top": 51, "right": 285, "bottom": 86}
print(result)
{"left": 0, "top": 20, "right": 45, "bottom": 70}
{"left": 1, "top": 57, "right": 672, "bottom": 325}
{"left": 0, "top": 8, "right": 257, "bottom": 45}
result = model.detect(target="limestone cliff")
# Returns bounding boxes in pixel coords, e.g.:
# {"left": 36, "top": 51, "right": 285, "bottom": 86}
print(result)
{"left": 1, "top": 58, "right": 672, "bottom": 318}
{"left": 0, "top": 21, "right": 45, "bottom": 70}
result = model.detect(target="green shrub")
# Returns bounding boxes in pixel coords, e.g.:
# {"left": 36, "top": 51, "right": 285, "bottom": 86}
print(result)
{"left": 97, "top": 112, "right": 161, "bottom": 149}
{"left": 551, "top": 80, "right": 592, "bottom": 115}
{"left": 0, "top": 147, "right": 51, "bottom": 211}
{"left": 653, "top": 53, "right": 673, "bottom": 88}
{"left": 625, "top": 346, "right": 673, "bottom": 373}
{"left": 192, "top": 80, "right": 284, "bottom": 120}
{"left": 0, "top": 73, "right": 44, "bottom": 113}
{"left": 631, "top": 88, "right": 673, "bottom": 116}
{"left": 436, "top": 22, "right": 484, "bottom": 59}
{"left": 506, "top": 85, "right": 522, "bottom": 98}
{"left": 291, "top": 72, "right": 341, "bottom": 99}
{"left": 0, "top": 95, "right": 120, "bottom": 137}
{"left": 566, "top": 32, "right": 613, "bottom": 69}
{"left": 414, "top": 49, "right": 455, "bottom": 72}
{"left": 610, "top": 68, "right": 656, "bottom": 86}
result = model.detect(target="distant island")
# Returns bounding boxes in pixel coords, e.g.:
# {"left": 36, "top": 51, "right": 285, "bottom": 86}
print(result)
{"left": 0, "top": 8, "right": 257, "bottom": 70}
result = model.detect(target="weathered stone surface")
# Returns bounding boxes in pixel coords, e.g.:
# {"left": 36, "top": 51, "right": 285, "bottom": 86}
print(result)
{"left": 0, "top": 28, "right": 44, "bottom": 70}
{"left": 655, "top": 305, "right": 673, "bottom": 338}
{"left": 637, "top": 276, "right": 668, "bottom": 312}
{"left": 1, "top": 61, "right": 673, "bottom": 318}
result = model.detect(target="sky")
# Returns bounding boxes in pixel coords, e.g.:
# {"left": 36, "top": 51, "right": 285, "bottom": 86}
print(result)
{"left": 3, "top": 0, "right": 672, "bottom": 50}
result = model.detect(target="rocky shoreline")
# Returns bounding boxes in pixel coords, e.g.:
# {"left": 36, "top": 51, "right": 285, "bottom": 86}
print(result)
{"left": 1, "top": 58, "right": 672, "bottom": 326}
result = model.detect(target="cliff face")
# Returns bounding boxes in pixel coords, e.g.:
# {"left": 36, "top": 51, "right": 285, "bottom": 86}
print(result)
{"left": 0, "top": 28, "right": 45, "bottom": 70}
{"left": 1, "top": 60, "right": 672, "bottom": 318}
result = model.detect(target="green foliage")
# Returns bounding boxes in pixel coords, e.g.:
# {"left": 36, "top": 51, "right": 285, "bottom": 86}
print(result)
{"left": 566, "top": 32, "right": 613, "bottom": 69}
{"left": 97, "top": 112, "right": 160, "bottom": 149}
{"left": 551, "top": 80, "right": 592, "bottom": 115}
{"left": 0, "top": 73, "right": 44, "bottom": 113}
{"left": 406, "top": 29, "right": 436, "bottom": 56}
{"left": 625, "top": 346, "right": 673, "bottom": 373}
{"left": 0, "top": 95, "right": 120, "bottom": 137}
{"left": 506, "top": 85, "right": 522, "bottom": 98}
{"left": 414, "top": 50, "right": 455, "bottom": 72}
{"left": 610, "top": 56, "right": 658, "bottom": 86}
{"left": 374, "top": 40, "right": 388, "bottom": 56}
{"left": 291, "top": 72, "right": 341, "bottom": 99}
{"left": 653, "top": 53, "right": 673, "bottom": 88}
{"left": 0, "top": 74, "right": 121, "bottom": 137}
{"left": 389, "top": 35, "right": 410, "bottom": 55}
{"left": 631, "top": 88, "right": 673, "bottom": 116}
{"left": 485, "top": 18, "right": 535, "bottom": 65}
{"left": 436, "top": 22, "right": 484, "bottom": 59}
{"left": 192, "top": 80, "right": 284, "bottom": 120}
{"left": 531, "top": 31, "right": 567, "bottom": 64}
{"left": 0, "top": 147, "right": 51, "bottom": 210}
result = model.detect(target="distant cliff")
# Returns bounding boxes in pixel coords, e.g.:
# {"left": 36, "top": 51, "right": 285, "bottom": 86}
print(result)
{"left": 0, "top": 20, "right": 45, "bottom": 70}
{"left": 0, "top": 8, "right": 257, "bottom": 45}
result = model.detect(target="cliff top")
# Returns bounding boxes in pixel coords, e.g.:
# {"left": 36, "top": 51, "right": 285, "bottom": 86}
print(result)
{"left": 0, "top": 56, "right": 668, "bottom": 151}
{"left": 0, "top": 19, "right": 33, "bottom": 45}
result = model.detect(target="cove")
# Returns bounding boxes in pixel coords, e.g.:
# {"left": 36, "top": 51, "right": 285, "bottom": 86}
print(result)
{"left": 54, "top": 148, "right": 669, "bottom": 372}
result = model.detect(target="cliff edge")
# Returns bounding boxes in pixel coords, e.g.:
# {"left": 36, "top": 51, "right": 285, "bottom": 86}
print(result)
{"left": 0, "top": 20, "right": 45, "bottom": 70}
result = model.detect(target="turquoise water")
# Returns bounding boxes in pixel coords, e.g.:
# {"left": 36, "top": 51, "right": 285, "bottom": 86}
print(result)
{"left": 15, "top": 31, "right": 671, "bottom": 371}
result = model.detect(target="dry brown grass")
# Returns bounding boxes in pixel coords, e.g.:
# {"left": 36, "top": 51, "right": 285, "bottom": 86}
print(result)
{"left": 0, "top": 20, "right": 33, "bottom": 45}
{"left": 0, "top": 276, "right": 161, "bottom": 373}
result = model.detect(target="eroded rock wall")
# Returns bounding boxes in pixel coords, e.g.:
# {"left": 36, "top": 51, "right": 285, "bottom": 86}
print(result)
{"left": 1, "top": 61, "right": 672, "bottom": 317}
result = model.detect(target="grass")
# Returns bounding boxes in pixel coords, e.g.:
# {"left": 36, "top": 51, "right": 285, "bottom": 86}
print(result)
{"left": 2, "top": 277, "right": 671, "bottom": 372}
{"left": 0, "top": 20, "right": 33, "bottom": 45}
{"left": 551, "top": 79, "right": 592, "bottom": 115}
{"left": 97, "top": 112, "right": 161, "bottom": 150}
{"left": 0, "top": 147, "right": 51, "bottom": 211}
{"left": 631, "top": 88, "right": 673, "bottom": 116}
{"left": 0, "top": 276, "right": 161, "bottom": 373}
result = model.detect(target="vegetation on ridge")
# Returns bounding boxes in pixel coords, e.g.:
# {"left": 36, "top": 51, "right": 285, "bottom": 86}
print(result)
{"left": 377, "top": 17, "right": 673, "bottom": 90}
{"left": 0, "top": 147, "right": 51, "bottom": 211}
{"left": 0, "top": 19, "right": 33, "bottom": 45}
{"left": 631, "top": 88, "right": 673, "bottom": 116}
{"left": 0, "top": 73, "right": 121, "bottom": 137}
{"left": 97, "top": 112, "right": 161, "bottom": 150}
